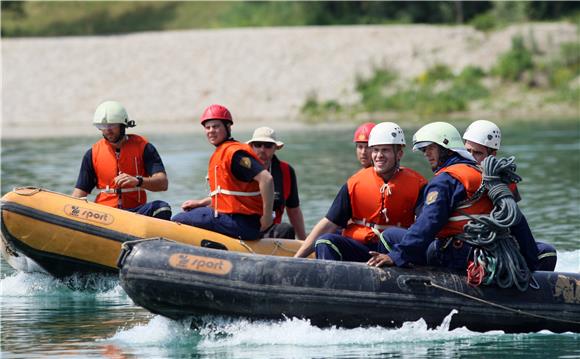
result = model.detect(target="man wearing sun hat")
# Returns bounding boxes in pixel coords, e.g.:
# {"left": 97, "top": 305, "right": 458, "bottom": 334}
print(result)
{"left": 247, "top": 127, "right": 306, "bottom": 240}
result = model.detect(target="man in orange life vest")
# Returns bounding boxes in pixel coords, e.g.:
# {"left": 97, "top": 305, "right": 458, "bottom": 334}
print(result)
{"left": 294, "top": 122, "right": 427, "bottom": 261}
{"left": 367, "top": 122, "right": 540, "bottom": 271}
{"left": 172, "top": 104, "right": 274, "bottom": 240}
{"left": 353, "top": 122, "right": 376, "bottom": 170}
{"left": 247, "top": 127, "right": 307, "bottom": 240}
{"left": 72, "top": 101, "right": 171, "bottom": 219}
{"left": 463, "top": 120, "right": 557, "bottom": 271}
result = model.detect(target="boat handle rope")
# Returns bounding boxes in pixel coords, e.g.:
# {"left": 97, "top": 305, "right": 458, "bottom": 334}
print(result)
{"left": 269, "top": 240, "right": 300, "bottom": 255}
{"left": 237, "top": 240, "right": 256, "bottom": 254}
{"left": 117, "top": 238, "right": 176, "bottom": 268}
{"left": 121, "top": 237, "right": 171, "bottom": 250}
{"left": 13, "top": 186, "right": 42, "bottom": 196}
{"left": 426, "top": 281, "right": 580, "bottom": 325}
{"left": 238, "top": 239, "right": 299, "bottom": 256}
{"left": 12, "top": 186, "right": 89, "bottom": 202}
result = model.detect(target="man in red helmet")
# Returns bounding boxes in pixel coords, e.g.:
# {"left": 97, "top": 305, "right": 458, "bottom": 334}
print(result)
{"left": 353, "top": 122, "right": 376, "bottom": 170}
{"left": 172, "top": 104, "right": 274, "bottom": 240}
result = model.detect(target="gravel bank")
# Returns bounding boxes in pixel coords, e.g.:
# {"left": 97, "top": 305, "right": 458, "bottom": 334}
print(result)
{"left": 2, "top": 23, "right": 576, "bottom": 138}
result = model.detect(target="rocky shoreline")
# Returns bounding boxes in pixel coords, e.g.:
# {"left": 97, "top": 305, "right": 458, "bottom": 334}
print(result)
{"left": 2, "top": 23, "right": 577, "bottom": 139}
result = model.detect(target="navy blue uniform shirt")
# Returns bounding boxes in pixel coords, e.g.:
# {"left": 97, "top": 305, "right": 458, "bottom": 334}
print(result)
{"left": 230, "top": 150, "right": 264, "bottom": 181}
{"left": 270, "top": 155, "right": 300, "bottom": 211}
{"left": 388, "top": 155, "right": 538, "bottom": 270}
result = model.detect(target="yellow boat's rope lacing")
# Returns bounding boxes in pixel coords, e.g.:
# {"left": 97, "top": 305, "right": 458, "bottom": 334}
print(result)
{"left": 238, "top": 239, "right": 300, "bottom": 256}
{"left": 13, "top": 186, "right": 43, "bottom": 196}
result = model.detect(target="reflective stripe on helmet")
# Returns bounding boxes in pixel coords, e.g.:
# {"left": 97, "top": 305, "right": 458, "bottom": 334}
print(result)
{"left": 353, "top": 122, "right": 376, "bottom": 143}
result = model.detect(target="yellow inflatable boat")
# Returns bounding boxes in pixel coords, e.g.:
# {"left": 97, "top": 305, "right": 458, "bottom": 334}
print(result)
{"left": 0, "top": 187, "right": 304, "bottom": 278}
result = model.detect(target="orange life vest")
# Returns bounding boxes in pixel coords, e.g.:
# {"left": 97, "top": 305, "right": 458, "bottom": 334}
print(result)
{"left": 208, "top": 141, "right": 264, "bottom": 216}
{"left": 342, "top": 167, "right": 427, "bottom": 244}
{"left": 436, "top": 163, "right": 494, "bottom": 239}
{"left": 92, "top": 135, "right": 148, "bottom": 209}
{"left": 273, "top": 160, "right": 291, "bottom": 224}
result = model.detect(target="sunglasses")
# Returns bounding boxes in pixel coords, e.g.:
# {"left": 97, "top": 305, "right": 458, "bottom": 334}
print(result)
{"left": 95, "top": 124, "right": 119, "bottom": 131}
{"left": 251, "top": 142, "right": 275, "bottom": 149}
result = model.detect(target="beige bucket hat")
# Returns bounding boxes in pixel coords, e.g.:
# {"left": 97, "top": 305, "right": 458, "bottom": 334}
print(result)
{"left": 247, "top": 126, "right": 284, "bottom": 149}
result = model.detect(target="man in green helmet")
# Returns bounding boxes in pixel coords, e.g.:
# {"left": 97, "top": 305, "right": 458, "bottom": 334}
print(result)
{"left": 72, "top": 100, "right": 171, "bottom": 219}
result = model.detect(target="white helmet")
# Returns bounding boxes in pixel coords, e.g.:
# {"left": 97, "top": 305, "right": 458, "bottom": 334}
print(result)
{"left": 368, "top": 122, "right": 406, "bottom": 147}
{"left": 93, "top": 101, "right": 135, "bottom": 128}
{"left": 413, "top": 122, "right": 475, "bottom": 161}
{"left": 463, "top": 120, "right": 501, "bottom": 150}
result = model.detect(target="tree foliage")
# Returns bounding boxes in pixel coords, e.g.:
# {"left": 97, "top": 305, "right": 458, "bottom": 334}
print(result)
{"left": 2, "top": 1, "right": 578, "bottom": 37}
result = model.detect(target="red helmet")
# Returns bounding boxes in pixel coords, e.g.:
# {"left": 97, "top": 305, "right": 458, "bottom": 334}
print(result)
{"left": 200, "top": 104, "right": 233, "bottom": 125}
{"left": 353, "top": 122, "right": 376, "bottom": 143}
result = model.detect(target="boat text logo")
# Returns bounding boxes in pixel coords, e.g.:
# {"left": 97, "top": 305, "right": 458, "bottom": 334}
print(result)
{"left": 64, "top": 204, "right": 114, "bottom": 225}
{"left": 169, "top": 253, "right": 232, "bottom": 275}
{"left": 555, "top": 275, "right": 580, "bottom": 304}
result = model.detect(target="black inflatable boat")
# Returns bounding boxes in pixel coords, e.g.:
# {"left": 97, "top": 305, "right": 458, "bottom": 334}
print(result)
{"left": 118, "top": 238, "right": 580, "bottom": 333}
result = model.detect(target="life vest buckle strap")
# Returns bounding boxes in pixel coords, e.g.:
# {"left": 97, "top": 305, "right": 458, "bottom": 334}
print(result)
{"left": 210, "top": 187, "right": 260, "bottom": 197}
{"left": 352, "top": 219, "right": 390, "bottom": 230}
{"left": 448, "top": 214, "right": 488, "bottom": 222}
{"left": 99, "top": 186, "right": 144, "bottom": 194}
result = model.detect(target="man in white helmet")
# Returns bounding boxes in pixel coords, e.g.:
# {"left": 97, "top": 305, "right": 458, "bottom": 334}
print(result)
{"left": 295, "top": 122, "right": 427, "bottom": 261}
{"left": 463, "top": 120, "right": 502, "bottom": 165}
{"left": 463, "top": 120, "right": 557, "bottom": 271}
{"left": 367, "top": 122, "right": 540, "bottom": 271}
{"left": 72, "top": 101, "right": 171, "bottom": 219}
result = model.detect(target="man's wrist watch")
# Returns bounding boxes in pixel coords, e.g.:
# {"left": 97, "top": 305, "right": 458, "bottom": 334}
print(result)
{"left": 136, "top": 176, "right": 144, "bottom": 187}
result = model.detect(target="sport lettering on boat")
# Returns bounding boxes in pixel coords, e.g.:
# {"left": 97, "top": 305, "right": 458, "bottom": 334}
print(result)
{"left": 168, "top": 253, "right": 232, "bottom": 275}
{"left": 554, "top": 275, "right": 580, "bottom": 304}
{"left": 64, "top": 204, "right": 114, "bottom": 225}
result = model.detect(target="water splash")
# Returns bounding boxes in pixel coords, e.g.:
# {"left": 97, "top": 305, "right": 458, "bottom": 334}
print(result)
{"left": 108, "top": 312, "right": 501, "bottom": 352}
{"left": 108, "top": 315, "right": 194, "bottom": 344}
{"left": 0, "top": 271, "right": 125, "bottom": 298}
{"left": 555, "top": 250, "right": 580, "bottom": 273}
{"left": 1, "top": 271, "right": 62, "bottom": 296}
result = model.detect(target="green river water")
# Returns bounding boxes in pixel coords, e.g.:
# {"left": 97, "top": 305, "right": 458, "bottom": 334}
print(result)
{"left": 1, "top": 120, "right": 578, "bottom": 358}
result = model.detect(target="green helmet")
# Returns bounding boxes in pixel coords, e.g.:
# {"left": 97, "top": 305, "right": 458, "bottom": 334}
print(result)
{"left": 412, "top": 122, "right": 474, "bottom": 160}
{"left": 93, "top": 101, "right": 135, "bottom": 128}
